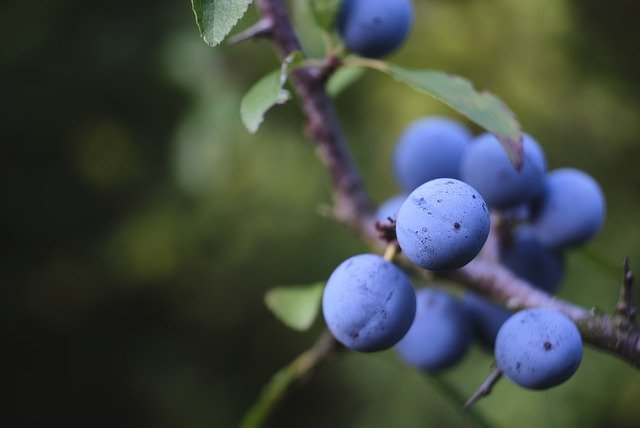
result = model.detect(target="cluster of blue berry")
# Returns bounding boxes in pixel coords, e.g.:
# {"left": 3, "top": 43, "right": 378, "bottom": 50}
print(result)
{"left": 322, "top": 0, "right": 604, "bottom": 391}
{"left": 324, "top": 115, "right": 603, "bottom": 390}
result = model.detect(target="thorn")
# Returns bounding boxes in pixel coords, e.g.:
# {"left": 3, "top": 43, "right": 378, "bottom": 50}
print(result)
{"left": 615, "top": 257, "right": 636, "bottom": 323}
{"left": 228, "top": 18, "right": 274, "bottom": 45}
{"left": 463, "top": 365, "right": 503, "bottom": 410}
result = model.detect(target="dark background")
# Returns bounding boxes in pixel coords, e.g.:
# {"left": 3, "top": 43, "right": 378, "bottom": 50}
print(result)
{"left": 3, "top": 0, "right": 640, "bottom": 426}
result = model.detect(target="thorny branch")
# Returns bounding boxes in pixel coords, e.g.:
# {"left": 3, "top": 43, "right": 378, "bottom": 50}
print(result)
{"left": 254, "top": 0, "right": 640, "bottom": 372}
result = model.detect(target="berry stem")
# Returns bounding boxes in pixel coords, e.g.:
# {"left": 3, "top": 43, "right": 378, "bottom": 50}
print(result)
{"left": 383, "top": 242, "right": 400, "bottom": 262}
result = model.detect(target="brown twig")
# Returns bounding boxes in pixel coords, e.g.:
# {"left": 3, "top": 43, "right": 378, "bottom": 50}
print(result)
{"left": 254, "top": 0, "right": 376, "bottom": 240}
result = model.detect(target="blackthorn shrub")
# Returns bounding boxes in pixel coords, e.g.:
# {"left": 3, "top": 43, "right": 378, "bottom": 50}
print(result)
{"left": 396, "top": 178, "right": 490, "bottom": 271}
{"left": 337, "top": 0, "right": 414, "bottom": 58}
{"left": 322, "top": 254, "right": 416, "bottom": 352}
{"left": 461, "top": 133, "right": 547, "bottom": 209}
{"left": 495, "top": 308, "right": 583, "bottom": 389}
{"left": 531, "top": 168, "right": 606, "bottom": 248}
{"left": 393, "top": 117, "right": 472, "bottom": 192}
{"left": 188, "top": 0, "right": 640, "bottom": 421}
{"left": 396, "top": 287, "right": 473, "bottom": 371}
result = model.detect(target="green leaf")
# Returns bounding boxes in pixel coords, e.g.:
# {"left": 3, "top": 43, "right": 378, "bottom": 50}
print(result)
{"left": 327, "top": 66, "right": 366, "bottom": 98}
{"left": 240, "top": 53, "right": 303, "bottom": 133}
{"left": 240, "top": 71, "right": 290, "bottom": 133}
{"left": 366, "top": 62, "right": 523, "bottom": 168}
{"left": 309, "top": 0, "right": 341, "bottom": 31}
{"left": 191, "top": 0, "right": 253, "bottom": 47}
{"left": 264, "top": 282, "right": 324, "bottom": 331}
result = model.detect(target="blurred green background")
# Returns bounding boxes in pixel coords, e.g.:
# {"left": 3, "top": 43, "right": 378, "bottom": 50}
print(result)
{"left": 4, "top": 0, "right": 640, "bottom": 426}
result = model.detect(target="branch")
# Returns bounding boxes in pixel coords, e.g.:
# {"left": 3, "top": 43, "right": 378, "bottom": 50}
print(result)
{"left": 254, "top": 0, "right": 376, "bottom": 239}
{"left": 253, "top": 0, "right": 640, "bottom": 369}
{"left": 447, "top": 260, "right": 640, "bottom": 366}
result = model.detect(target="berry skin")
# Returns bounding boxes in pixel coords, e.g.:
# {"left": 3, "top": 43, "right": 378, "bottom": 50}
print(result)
{"left": 531, "top": 168, "right": 606, "bottom": 248}
{"left": 322, "top": 254, "right": 416, "bottom": 352}
{"left": 460, "top": 133, "right": 547, "bottom": 209}
{"left": 393, "top": 117, "right": 472, "bottom": 192}
{"left": 396, "top": 178, "right": 490, "bottom": 271}
{"left": 462, "top": 292, "right": 512, "bottom": 349}
{"left": 395, "top": 288, "right": 473, "bottom": 371}
{"left": 495, "top": 308, "right": 583, "bottom": 390}
{"left": 376, "top": 194, "right": 408, "bottom": 222}
{"left": 501, "top": 226, "right": 564, "bottom": 294}
{"left": 337, "top": 0, "right": 414, "bottom": 58}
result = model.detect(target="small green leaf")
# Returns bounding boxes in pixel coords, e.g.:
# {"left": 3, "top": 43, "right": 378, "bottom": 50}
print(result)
{"left": 265, "top": 282, "right": 324, "bottom": 331}
{"left": 240, "top": 71, "right": 291, "bottom": 133}
{"left": 191, "top": 0, "right": 253, "bottom": 47}
{"left": 370, "top": 62, "right": 523, "bottom": 168}
{"left": 309, "top": 0, "right": 341, "bottom": 31}
{"left": 327, "top": 66, "right": 366, "bottom": 98}
{"left": 240, "top": 53, "right": 303, "bottom": 133}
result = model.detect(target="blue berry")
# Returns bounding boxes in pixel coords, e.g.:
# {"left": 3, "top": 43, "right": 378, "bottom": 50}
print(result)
{"left": 376, "top": 194, "right": 407, "bottom": 222}
{"left": 460, "top": 133, "right": 547, "bottom": 209}
{"left": 322, "top": 254, "right": 416, "bottom": 352}
{"left": 337, "top": 0, "right": 414, "bottom": 58}
{"left": 396, "top": 178, "right": 490, "bottom": 271}
{"left": 495, "top": 308, "right": 583, "bottom": 390}
{"left": 502, "top": 226, "right": 564, "bottom": 294}
{"left": 531, "top": 168, "right": 606, "bottom": 248}
{"left": 393, "top": 117, "right": 472, "bottom": 192}
{"left": 396, "top": 288, "right": 473, "bottom": 371}
{"left": 462, "top": 292, "right": 512, "bottom": 349}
